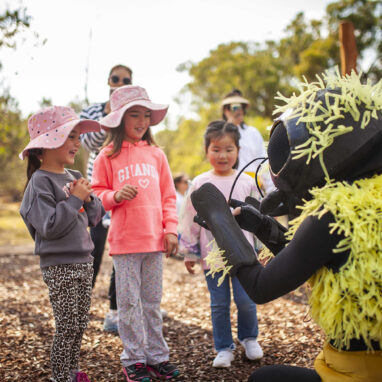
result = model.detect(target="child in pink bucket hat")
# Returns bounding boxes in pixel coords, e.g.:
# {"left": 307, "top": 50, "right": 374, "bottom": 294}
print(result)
{"left": 20, "top": 105, "right": 100, "bottom": 160}
{"left": 19, "top": 105, "right": 104, "bottom": 382}
{"left": 92, "top": 85, "right": 180, "bottom": 381}
{"left": 99, "top": 84, "right": 168, "bottom": 129}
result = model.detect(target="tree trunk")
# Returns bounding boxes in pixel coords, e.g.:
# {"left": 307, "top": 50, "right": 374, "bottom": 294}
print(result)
{"left": 339, "top": 21, "right": 358, "bottom": 75}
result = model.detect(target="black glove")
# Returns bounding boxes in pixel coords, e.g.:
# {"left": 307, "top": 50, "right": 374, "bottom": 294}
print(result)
{"left": 260, "top": 189, "right": 301, "bottom": 219}
{"left": 193, "top": 214, "right": 210, "bottom": 230}
{"left": 229, "top": 198, "right": 263, "bottom": 234}
{"left": 191, "top": 183, "right": 258, "bottom": 275}
{"left": 230, "top": 196, "right": 288, "bottom": 254}
{"left": 194, "top": 196, "right": 260, "bottom": 232}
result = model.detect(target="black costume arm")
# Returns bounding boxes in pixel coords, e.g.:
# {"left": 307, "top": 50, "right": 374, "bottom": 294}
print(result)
{"left": 190, "top": 183, "right": 346, "bottom": 304}
{"left": 236, "top": 213, "right": 342, "bottom": 303}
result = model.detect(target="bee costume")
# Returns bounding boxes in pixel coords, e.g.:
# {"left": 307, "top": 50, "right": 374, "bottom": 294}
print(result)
{"left": 191, "top": 70, "right": 382, "bottom": 382}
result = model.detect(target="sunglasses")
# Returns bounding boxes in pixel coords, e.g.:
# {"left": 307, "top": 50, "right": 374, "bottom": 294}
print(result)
{"left": 229, "top": 103, "right": 243, "bottom": 112}
{"left": 110, "top": 75, "right": 131, "bottom": 85}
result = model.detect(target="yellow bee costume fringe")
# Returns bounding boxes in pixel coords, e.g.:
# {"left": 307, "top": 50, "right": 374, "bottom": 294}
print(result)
{"left": 287, "top": 175, "right": 382, "bottom": 351}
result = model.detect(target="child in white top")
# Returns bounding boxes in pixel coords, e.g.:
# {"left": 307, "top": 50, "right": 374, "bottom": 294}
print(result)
{"left": 179, "top": 120, "right": 263, "bottom": 368}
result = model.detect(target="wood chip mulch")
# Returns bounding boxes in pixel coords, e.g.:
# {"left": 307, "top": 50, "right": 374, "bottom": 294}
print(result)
{"left": 0, "top": 245, "right": 324, "bottom": 381}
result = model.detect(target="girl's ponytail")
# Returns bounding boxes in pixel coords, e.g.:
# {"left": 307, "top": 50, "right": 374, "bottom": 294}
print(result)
{"left": 24, "top": 149, "right": 42, "bottom": 192}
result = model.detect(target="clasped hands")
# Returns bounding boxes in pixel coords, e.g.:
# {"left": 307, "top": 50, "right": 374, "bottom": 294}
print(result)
{"left": 69, "top": 178, "right": 93, "bottom": 203}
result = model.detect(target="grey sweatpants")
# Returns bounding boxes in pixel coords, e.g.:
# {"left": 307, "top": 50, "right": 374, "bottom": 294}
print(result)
{"left": 113, "top": 253, "right": 169, "bottom": 367}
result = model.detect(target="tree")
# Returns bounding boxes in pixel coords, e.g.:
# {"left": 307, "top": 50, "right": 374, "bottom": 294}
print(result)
{"left": 0, "top": 93, "right": 28, "bottom": 199}
{"left": 68, "top": 97, "right": 87, "bottom": 114}
{"left": 276, "top": 12, "right": 339, "bottom": 81}
{"left": 179, "top": 41, "right": 294, "bottom": 119}
{"left": 39, "top": 97, "right": 52, "bottom": 108}
{"left": 0, "top": 5, "right": 41, "bottom": 199}
{"left": 0, "top": 7, "right": 30, "bottom": 50}
{"left": 326, "top": 0, "right": 382, "bottom": 82}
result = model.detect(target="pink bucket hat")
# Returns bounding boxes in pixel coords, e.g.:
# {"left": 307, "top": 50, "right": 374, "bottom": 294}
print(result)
{"left": 99, "top": 85, "right": 168, "bottom": 128}
{"left": 19, "top": 106, "right": 100, "bottom": 160}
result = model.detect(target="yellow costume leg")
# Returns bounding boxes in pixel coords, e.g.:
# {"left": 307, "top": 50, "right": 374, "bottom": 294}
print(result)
{"left": 314, "top": 343, "right": 382, "bottom": 382}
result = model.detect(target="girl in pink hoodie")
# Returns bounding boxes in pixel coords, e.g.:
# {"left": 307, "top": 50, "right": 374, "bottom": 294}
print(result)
{"left": 92, "top": 85, "right": 180, "bottom": 382}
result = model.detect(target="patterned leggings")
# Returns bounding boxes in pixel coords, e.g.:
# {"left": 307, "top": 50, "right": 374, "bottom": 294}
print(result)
{"left": 42, "top": 262, "right": 93, "bottom": 382}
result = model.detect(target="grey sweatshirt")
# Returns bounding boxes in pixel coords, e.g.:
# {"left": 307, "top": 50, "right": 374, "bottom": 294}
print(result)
{"left": 20, "top": 169, "right": 105, "bottom": 268}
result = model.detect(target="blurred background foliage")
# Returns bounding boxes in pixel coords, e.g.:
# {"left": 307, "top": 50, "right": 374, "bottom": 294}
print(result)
{"left": 1, "top": 0, "right": 382, "bottom": 200}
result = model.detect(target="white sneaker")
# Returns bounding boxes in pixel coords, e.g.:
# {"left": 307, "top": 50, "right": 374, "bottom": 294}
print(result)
{"left": 161, "top": 309, "right": 168, "bottom": 318}
{"left": 240, "top": 338, "right": 263, "bottom": 360}
{"left": 212, "top": 350, "right": 234, "bottom": 368}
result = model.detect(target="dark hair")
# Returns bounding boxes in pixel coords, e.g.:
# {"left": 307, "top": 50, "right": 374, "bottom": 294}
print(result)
{"left": 225, "top": 89, "right": 243, "bottom": 98}
{"left": 108, "top": 64, "right": 133, "bottom": 79}
{"left": 173, "top": 173, "right": 188, "bottom": 188}
{"left": 24, "top": 149, "right": 42, "bottom": 191}
{"left": 105, "top": 121, "right": 157, "bottom": 158}
{"left": 204, "top": 120, "right": 240, "bottom": 169}
{"left": 222, "top": 88, "right": 247, "bottom": 120}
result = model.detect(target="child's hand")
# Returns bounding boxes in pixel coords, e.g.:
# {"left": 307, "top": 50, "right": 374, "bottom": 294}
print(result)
{"left": 70, "top": 178, "right": 92, "bottom": 202}
{"left": 164, "top": 233, "right": 178, "bottom": 258}
{"left": 185, "top": 260, "right": 196, "bottom": 274}
{"left": 114, "top": 184, "right": 138, "bottom": 202}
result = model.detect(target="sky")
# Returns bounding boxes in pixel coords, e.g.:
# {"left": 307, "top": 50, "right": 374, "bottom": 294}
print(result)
{"left": 2, "top": 0, "right": 332, "bottom": 131}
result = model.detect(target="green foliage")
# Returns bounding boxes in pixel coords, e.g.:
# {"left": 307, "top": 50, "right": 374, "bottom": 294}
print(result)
{"left": 68, "top": 97, "right": 87, "bottom": 114}
{"left": 38, "top": 97, "right": 52, "bottom": 108}
{"left": 156, "top": 118, "right": 209, "bottom": 179}
{"left": 0, "top": 4, "right": 42, "bottom": 198}
{"left": 277, "top": 12, "right": 339, "bottom": 81}
{"left": 0, "top": 7, "right": 30, "bottom": 49}
{"left": 179, "top": 41, "right": 294, "bottom": 118}
{"left": 245, "top": 115, "right": 273, "bottom": 141}
{"left": 0, "top": 93, "right": 28, "bottom": 200}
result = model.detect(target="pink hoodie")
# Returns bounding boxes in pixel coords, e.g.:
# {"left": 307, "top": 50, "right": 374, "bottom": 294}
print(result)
{"left": 92, "top": 140, "right": 177, "bottom": 255}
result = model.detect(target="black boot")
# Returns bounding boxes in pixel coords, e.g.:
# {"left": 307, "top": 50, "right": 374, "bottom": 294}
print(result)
{"left": 191, "top": 182, "right": 257, "bottom": 275}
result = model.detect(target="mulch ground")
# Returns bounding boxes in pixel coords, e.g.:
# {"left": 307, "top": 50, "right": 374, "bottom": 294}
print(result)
{"left": 0, "top": 245, "right": 324, "bottom": 381}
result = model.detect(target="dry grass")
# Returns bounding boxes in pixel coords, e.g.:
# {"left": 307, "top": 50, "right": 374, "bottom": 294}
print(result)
{"left": 0, "top": 200, "right": 30, "bottom": 246}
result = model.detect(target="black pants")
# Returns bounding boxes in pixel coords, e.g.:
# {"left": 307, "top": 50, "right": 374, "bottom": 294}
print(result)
{"left": 90, "top": 220, "right": 117, "bottom": 310}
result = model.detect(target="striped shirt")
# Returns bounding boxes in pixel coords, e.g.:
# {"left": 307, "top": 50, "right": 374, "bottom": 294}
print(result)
{"left": 80, "top": 102, "right": 107, "bottom": 182}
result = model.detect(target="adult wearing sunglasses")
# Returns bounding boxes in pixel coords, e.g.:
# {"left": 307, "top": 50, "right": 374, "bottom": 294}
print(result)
{"left": 80, "top": 64, "right": 133, "bottom": 334}
{"left": 221, "top": 89, "right": 274, "bottom": 195}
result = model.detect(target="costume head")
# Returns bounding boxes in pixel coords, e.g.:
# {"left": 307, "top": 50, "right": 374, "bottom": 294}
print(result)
{"left": 261, "top": 69, "right": 382, "bottom": 216}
